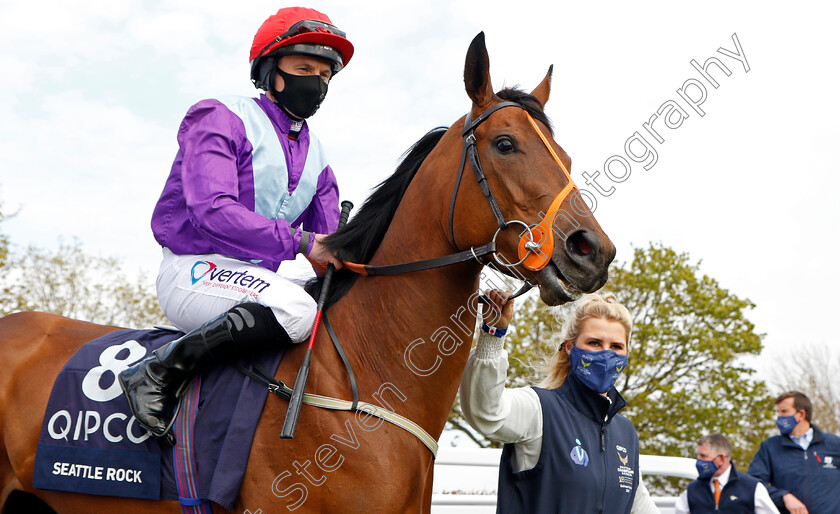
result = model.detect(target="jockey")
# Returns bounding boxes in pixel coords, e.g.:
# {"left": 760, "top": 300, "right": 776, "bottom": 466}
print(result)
{"left": 118, "top": 6, "right": 353, "bottom": 442}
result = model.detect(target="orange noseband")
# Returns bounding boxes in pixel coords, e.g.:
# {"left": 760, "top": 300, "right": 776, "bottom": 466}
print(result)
{"left": 515, "top": 114, "right": 578, "bottom": 271}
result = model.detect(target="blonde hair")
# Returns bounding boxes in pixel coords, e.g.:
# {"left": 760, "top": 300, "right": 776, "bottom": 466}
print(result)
{"left": 538, "top": 292, "right": 633, "bottom": 389}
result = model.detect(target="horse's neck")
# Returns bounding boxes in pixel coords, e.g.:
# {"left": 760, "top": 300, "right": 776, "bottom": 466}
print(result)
{"left": 329, "top": 215, "right": 482, "bottom": 438}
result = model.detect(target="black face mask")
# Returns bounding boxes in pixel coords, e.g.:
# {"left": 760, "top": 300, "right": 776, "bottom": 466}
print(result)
{"left": 272, "top": 68, "right": 328, "bottom": 119}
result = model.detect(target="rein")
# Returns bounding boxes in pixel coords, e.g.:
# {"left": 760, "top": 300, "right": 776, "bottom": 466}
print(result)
{"left": 244, "top": 102, "right": 579, "bottom": 457}
{"left": 341, "top": 100, "right": 580, "bottom": 290}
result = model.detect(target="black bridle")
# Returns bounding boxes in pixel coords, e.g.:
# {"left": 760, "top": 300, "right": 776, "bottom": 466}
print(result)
{"left": 448, "top": 101, "right": 522, "bottom": 249}
{"left": 343, "top": 101, "right": 537, "bottom": 301}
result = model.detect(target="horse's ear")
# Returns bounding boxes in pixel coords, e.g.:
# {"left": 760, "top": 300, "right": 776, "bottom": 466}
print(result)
{"left": 531, "top": 65, "right": 553, "bottom": 107}
{"left": 464, "top": 32, "right": 494, "bottom": 109}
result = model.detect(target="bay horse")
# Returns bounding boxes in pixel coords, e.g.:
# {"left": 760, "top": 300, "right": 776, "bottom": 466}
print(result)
{"left": 0, "top": 33, "right": 615, "bottom": 513}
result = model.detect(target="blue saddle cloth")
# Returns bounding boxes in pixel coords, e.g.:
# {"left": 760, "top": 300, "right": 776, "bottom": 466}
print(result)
{"left": 33, "top": 328, "right": 285, "bottom": 511}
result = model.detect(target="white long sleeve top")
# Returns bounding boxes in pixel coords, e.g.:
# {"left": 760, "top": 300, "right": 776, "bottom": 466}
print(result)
{"left": 459, "top": 332, "right": 661, "bottom": 514}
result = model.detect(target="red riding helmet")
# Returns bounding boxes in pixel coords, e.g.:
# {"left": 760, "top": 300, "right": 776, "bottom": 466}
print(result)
{"left": 249, "top": 7, "right": 354, "bottom": 90}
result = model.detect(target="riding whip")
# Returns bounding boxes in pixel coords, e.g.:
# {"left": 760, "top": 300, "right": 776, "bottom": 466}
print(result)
{"left": 281, "top": 200, "right": 354, "bottom": 438}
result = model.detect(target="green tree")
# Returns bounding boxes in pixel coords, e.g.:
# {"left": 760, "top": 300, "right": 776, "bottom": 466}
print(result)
{"left": 607, "top": 243, "right": 773, "bottom": 492}
{"left": 0, "top": 204, "right": 11, "bottom": 309}
{"left": 0, "top": 203, "right": 8, "bottom": 269}
{"left": 450, "top": 243, "right": 774, "bottom": 494}
{"left": 1, "top": 239, "right": 165, "bottom": 328}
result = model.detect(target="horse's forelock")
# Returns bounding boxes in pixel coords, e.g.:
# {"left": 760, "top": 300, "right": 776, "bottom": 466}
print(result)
{"left": 497, "top": 87, "right": 553, "bottom": 136}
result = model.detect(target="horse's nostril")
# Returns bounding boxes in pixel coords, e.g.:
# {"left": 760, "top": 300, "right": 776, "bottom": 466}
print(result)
{"left": 568, "top": 232, "right": 593, "bottom": 256}
{"left": 577, "top": 239, "right": 592, "bottom": 255}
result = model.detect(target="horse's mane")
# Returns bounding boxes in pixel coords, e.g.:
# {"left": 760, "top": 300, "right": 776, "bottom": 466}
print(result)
{"left": 307, "top": 87, "right": 551, "bottom": 308}
{"left": 304, "top": 126, "right": 446, "bottom": 306}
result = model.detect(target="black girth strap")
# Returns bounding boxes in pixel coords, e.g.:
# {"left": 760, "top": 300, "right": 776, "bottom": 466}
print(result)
{"left": 232, "top": 360, "right": 292, "bottom": 399}
{"left": 232, "top": 312, "right": 358, "bottom": 411}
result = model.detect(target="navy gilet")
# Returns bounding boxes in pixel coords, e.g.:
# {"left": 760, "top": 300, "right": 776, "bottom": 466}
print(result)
{"left": 496, "top": 375, "right": 640, "bottom": 513}
{"left": 686, "top": 464, "right": 757, "bottom": 514}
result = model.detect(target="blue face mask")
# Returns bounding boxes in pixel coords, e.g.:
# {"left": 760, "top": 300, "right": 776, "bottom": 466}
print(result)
{"left": 777, "top": 415, "right": 797, "bottom": 436}
{"left": 568, "top": 345, "right": 628, "bottom": 394}
{"left": 695, "top": 458, "right": 718, "bottom": 479}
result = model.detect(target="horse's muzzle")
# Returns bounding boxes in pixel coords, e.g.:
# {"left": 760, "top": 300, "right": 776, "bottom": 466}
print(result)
{"left": 536, "top": 229, "right": 615, "bottom": 305}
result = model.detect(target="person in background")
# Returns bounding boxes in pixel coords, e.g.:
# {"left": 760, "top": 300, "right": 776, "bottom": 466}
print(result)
{"left": 459, "top": 290, "right": 660, "bottom": 513}
{"left": 118, "top": 6, "right": 354, "bottom": 442}
{"left": 747, "top": 391, "right": 840, "bottom": 514}
{"left": 675, "top": 433, "right": 778, "bottom": 513}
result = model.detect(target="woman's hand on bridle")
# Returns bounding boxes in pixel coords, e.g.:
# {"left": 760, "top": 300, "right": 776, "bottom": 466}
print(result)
{"left": 482, "top": 288, "right": 514, "bottom": 329}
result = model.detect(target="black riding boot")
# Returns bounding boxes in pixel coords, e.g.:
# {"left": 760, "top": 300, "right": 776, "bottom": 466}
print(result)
{"left": 118, "top": 303, "right": 291, "bottom": 442}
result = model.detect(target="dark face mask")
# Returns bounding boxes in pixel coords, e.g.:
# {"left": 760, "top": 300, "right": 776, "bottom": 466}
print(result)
{"left": 695, "top": 458, "right": 718, "bottom": 479}
{"left": 569, "top": 345, "right": 628, "bottom": 394}
{"left": 776, "top": 414, "right": 797, "bottom": 436}
{"left": 273, "top": 68, "right": 328, "bottom": 119}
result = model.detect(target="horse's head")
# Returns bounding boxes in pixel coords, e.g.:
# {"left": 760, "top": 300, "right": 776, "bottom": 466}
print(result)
{"left": 447, "top": 33, "right": 616, "bottom": 305}
{"left": 320, "top": 32, "right": 615, "bottom": 309}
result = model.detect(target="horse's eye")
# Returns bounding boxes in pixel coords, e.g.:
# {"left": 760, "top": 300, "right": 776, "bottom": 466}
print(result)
{"left": 495, "top": 138, "right": 514, "bottom": 154}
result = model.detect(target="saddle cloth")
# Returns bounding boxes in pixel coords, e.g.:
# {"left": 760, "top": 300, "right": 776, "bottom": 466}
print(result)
{"left": 33, "top": 328, "right": 285, "bottom": 511}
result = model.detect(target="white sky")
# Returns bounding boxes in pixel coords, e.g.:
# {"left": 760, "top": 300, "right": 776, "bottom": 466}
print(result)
{"left": 2, "top": 0, "right": 839, "bottom": 380}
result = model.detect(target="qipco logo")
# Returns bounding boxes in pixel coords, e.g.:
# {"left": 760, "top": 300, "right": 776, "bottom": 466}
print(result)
{"left": 45, "top": 341, "right": 152, "bottom": 445}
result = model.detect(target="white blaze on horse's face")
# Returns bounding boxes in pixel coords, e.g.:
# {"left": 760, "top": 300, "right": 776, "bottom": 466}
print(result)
{"left": 461, "top": 32, "right": 616, "bottom": 306}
